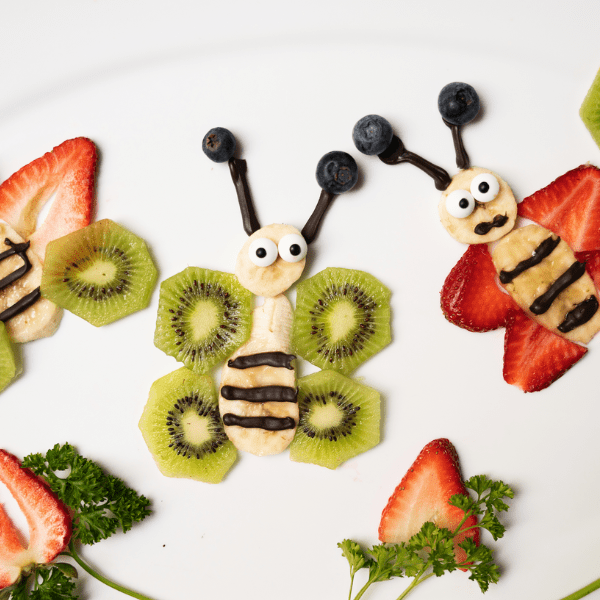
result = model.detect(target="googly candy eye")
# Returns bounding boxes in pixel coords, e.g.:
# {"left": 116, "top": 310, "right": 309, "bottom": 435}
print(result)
{"left": 470, "top": 173, "right": 500, "bottom": 203}
{"left": 248, "top": 238, "right": 278, "bottom": 267}
{"left": 278, "top": 233, "right": 307, "bottom": 263}
{"left": 446, "top": 189, "right": 475, "bottom": 218}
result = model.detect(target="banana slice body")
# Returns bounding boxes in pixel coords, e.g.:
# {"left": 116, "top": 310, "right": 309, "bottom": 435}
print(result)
{"left": 220, "top": 294, "right": 298, "bottom": 456}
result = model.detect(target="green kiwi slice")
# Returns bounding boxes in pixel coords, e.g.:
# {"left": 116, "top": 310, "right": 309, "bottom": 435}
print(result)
{"left": 292, "top": 267, "right": 391, "bottom": 374}
{"left": 289, "top": 370, "right": 380, "bottom": 469}
{"left": 154, "top": 267, "right": 253, "bottom": 374}
{"left": 0, "top": 322, "right": 18, "bottom": 393}
{"left": 139, "top": 367, "right": 236, "bottom": 483}
{"left": 581, "top": 68, "right": 600, "bottom": 149}
{"left": 41, "top": 219, "right": 158, "bottom": 326}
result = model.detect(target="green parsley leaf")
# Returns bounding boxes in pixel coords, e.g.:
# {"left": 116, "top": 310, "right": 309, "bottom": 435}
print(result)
{"left": 22, "top": 443, "right": 151, "bottom": 545}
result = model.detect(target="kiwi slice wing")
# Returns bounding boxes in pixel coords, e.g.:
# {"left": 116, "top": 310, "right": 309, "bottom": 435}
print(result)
{"left": 292, "top": 267, "right": 391, "bottom": 375}
{"left": 289, "top": 370, "right": 380, "bottom": 469}
{"left": 581, "top": 68, "right": 600, "bottom": 149}
{"left": 139, "top": 367, "right": 237, "bottom": 483}
{"left": 154, "top": 267, "right": 253, "bottom": 374}
{"left": 41, "top": 219, "right": 158, "bottom": 326}
{"left": 0, "top": 322, "right": 19, "bottom": 393}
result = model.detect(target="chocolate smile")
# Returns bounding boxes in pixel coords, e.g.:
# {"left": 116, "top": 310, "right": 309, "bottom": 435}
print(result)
{"left": 474, "top": 214, "right": 509, "bottom": 235}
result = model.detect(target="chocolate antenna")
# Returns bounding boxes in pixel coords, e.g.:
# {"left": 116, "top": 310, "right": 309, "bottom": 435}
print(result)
{"left": 352, "top": 114, "right": 452, "bottom": 191}
{"left": 202, "top": 127, "right": 261, "bottom": 236}
{"left": 302, "top": 151, "right": 358, "bottom": 244}
{"left": 438, "top": 82, "right": 480, "bottom": 170}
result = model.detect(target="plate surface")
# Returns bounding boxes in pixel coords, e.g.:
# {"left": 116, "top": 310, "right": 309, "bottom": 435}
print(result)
{"left": 1, "top": 3, "right": 600, "bottom": 599}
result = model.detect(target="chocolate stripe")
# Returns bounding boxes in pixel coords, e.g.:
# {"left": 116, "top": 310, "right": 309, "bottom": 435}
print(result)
{"left": 0, "top": 239, "right": 33, "bottom": 290}
{"left": 222, "top": 414, "right": 296, "bottom": 431}
{"left": 558, "top": 296, "right": 599, "bottom": 333}
{"left": 530, "top": 261, "right": 587, "bottom": 315}
{"left": 499, "top": 235, "right": 561, "bottom": 284}
{"left": 0, "top": 287, "right": 41, "bottom": 322}
{"left": 221, "top": 385, "right": 297, "bottom": 403}
{"left": 228, "top": 352, "right": 295, "bottom": 370}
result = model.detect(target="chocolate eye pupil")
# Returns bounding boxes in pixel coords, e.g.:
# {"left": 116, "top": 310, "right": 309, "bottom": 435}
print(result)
{"left": 256, "top": 248, "right": 267, "bottom": 258}
{"left": 289, "top": 244, "right": 301, "bottom": 256}
{"left": 459, "top": 198, "right": 470, "bottom": 209}
{"left": 478, "top": 182, "right": 490, "bottom": 194}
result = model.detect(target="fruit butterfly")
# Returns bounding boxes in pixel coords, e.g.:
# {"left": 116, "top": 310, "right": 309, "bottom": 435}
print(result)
{"left": 353, "top": 83, "right": 600, "bottom": 392}
{"left": 141, "top": 128, "right": 391, "bottom": 483}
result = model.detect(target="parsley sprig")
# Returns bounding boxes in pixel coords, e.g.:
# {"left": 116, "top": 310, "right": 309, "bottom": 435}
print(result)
{"left": 338, "top": 475, "right": 514, "bottom": 600}
{"left": 1, "top": 444, "right": 154, "bottom": 600}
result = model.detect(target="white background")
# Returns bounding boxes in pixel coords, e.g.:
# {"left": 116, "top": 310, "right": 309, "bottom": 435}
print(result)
{"left": 1, "top": 2, "right": 600, "bottom": 599}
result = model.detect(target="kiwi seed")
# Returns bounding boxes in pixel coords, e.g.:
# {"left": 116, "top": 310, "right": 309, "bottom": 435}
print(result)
{"left": 154, "top": 267, "right": 253, "bottom": 374}
{"left": 292, "top": 267, "right": 391, "bottom": 374}
{"left": 289, "top": 370, "right": 380, "bottom": 469}
{"left": 139, "top": 367, "right": 237, "bottom": 483}
{"left": 41, "top": 219, "right": 157, "bottom": 326}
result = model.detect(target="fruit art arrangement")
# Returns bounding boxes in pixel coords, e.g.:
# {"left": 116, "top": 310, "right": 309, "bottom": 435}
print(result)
{"left": 0, "top": 138, "right": 157, "bottom": 394}
{"left": 140, "top": 127, "right": 392, "bottom": 483}
{"left": 353, "top": 82, "right": 600, "bottom": 392}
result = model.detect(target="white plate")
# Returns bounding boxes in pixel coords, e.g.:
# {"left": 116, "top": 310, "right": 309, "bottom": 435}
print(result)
{"left": 1, "top": 4, "right": 600, "bottom": 600}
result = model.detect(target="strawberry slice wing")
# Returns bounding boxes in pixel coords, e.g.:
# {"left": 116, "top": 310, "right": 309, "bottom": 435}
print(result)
{"left": 0, "top": 138, "right": 97, "bottom": 261}
{"left": 441, "top": 244, "right": 515, "bottom": 332}
{"left": 518, "top": 164, "right": 600, "bottom": 252}
{"left": 0, "top": 450, "right": 71, "bottom": 580}
{"left": 379, "top": 438, "right": 478, "bottom": 566}
{"left": 503, "top": 310, "right": 588, "bottom": 392}
{"left": 0, "top": 502, "right": 26, "bottom": 588}
{"left": 576, "top": 249, "right": 600, "bottom": 290}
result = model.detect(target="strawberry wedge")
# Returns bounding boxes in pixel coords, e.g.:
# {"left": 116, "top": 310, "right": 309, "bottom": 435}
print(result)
{"left": 0, "top": 138, "right": 97, "bottom": 261}
{"left": 518, "top": 165, "right": 600, "bottom": 252}
{"left": 0, "top": 450, "right": 71, "bottom": 588}
{"left": 503, "top": 310, "right": 588, "bottom": 392}
{"left": 441, "top": 244, "right": 514, "bottom": 332}
{"left": 379, "top": 439, "right": 478, "bottom": 566}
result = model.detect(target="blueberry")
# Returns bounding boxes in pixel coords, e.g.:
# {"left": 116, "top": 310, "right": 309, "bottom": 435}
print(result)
{"left": 202, "top": 127, "right": 236, "bottom": 163}
{"left": 316, "top": 151, "right": 358, "bottom": 194}
{"left": 438, "top": 83, "right": 480, "bottom": 126}
{"left": 352, "top": 115, "right": 394, "bottom": 155}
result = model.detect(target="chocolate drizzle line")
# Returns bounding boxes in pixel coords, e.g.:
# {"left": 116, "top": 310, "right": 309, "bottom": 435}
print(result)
{"left": 378, "top": 135, "right": 452, "bottom": 191}
{"left": 228, "top": 157, "right": 261, "bottom": 235}
{"left": 301, "top": 190, "right": 336, "bottom": 244}
{"left": 530, "top": 261, "right": 587, "bottom": 315}
{"left": 443, "top": 119, "right": 470, "bottom": 169}
{"left": 499, "top": 235, "right": 561, "bottom": 284}
{"left": 228, "top": 351, "right": 296, "bottom": 370}
{"left": 558, "top": 296, "right": 599, "bottom": 333}
{"left": 0, "top": 239, "right": 33, "bottom": 290}
{"left": 222, "top": 414, "right": 296, "bottom": 431}
{"left": 0, "top": 288, "right": 41, "bottom": 323}
{"left": 221, "top": 385, "right": 298, "bottom": 403}
{"left": 0, "top": 238, "right": 41, "bottom": 322}
{"left": 473, "top": 214, "right": 509, "bottom": 236}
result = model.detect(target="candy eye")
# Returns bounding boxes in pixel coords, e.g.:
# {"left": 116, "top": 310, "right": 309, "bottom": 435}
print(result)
{"left": 446, "top": 189, "right": 475, "bottom": 218}
{"left": 278, "top": 234, "right": 308, "bottom": 263}
{"left": 470, "top": 173, "right": 500, "bottom": 203}
{"left": 248, "top": 238, "right": 278, "bottom": 267}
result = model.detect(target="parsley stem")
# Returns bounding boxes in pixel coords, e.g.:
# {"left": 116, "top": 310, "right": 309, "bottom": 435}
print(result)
{"left": 558, "top": 577, "right": 600, "bottom": 600}
{"left": 64, "top": 541, "right": 157, "bottom": 600}
{"left": 395, "top": 569, "right": 434, "bottom": 600}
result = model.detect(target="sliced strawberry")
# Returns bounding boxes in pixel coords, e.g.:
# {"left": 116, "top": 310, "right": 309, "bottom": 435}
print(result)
{"left": 518, "top": 165, "right": 600, "bottom": 252}
{"left": 0, "top": 503, "right": 26, "bottom": 588}
{"left": 503, "top": 310, "right": 588, "bottom": 392}
{"left": 575, "top": 249, "right": 600, "bottom": 290}
{"left": 379, "top": 438, "right": 478, "bottom": 566}
{"left": 0, "top": 138, "right": 97, "bottom": 261}
{"left": 0, "top": 450, "right": 71, "bottom": 568}
{"left": 441, "top": 244, "right": 514, "bottom": 332}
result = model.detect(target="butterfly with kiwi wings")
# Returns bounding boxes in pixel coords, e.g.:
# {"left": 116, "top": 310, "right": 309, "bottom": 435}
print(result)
{"left": 141, "top": 128, "right": 392, "bottom": 483}
{"left": 353, "top": 83, "right": 600, "bottom": 393}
